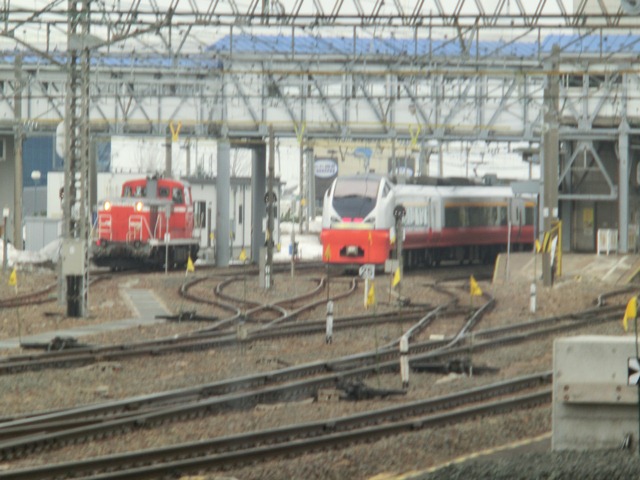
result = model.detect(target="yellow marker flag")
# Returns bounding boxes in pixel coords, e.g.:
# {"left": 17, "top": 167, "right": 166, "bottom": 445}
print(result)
{"left": 324, "top": 244, "right": 331, "bottom": 262}
{"left": 186, "top": 256, "right": 195, "bottom": 273}
{"left": 7, "top": 267, "right": 17, "bottom": 287}
{"left": 366, "top": 282, "right": 376, "bottom": 308}
{"left": 470, "top": 275, "right": 483, "bottom": 297}
{"left": 392, "top": 267, "right": 401, "bottom": 288}
{"left": 623, "top": 296, "right": 637, "bottom": 332}
{"left": 239, "top": 248, "right": 247, "bottom": 262}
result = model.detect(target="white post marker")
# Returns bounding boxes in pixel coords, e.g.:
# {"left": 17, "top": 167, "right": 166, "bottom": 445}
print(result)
{"left": 400, "top": 334, "right": 409, "bottom": 389}
{"left": 530, "top": 282, "right": 537, "bottom": 313}
{"left": 290, "top": 226, "right": 295, "bottom": 278}
{"left": 326, "top": 300, "right": 334, "bottom": 344}
{"left": 265, "top": 264, "right": 271, "bottom": 290}
{"left": 364, "top": 278, "right": 369, "bottom": 308}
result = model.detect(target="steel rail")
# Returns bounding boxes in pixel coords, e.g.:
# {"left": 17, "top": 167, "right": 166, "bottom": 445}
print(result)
{"left": 0, "top": 278, "right": 360, "bottom": 376}
{"left": 0, "top": 301, "right": 620, "bottom": 460}
{"left": 0, "top": 375, "right": 552, "bottom": 480}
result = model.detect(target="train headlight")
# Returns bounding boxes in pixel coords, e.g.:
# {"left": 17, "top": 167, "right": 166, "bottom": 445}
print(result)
{"left": 135, "top": 201, "right": 144, "bottom": 212}
{"left": 103, "top": 200, "right": 111, "bottom": 212}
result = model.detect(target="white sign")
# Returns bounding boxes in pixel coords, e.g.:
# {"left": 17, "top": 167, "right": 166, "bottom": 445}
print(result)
{"left": 314, "top": 159, "right": 339, "bottom": 179}
{"left": 628, "top": 357, "right": 640, "bottom": 386}
{"left": 359, "top": 264, "right": 375, "bottom": 280}
{"left": 384, "top": 259, "right": 399, "bottom": 274}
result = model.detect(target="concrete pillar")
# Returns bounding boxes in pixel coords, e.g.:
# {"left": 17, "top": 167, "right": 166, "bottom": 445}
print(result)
{"left": 216, "top": 139, "right": 230, "bottom": 267}
{"left": 251, "top": 144, "right": 266, "bottom": 263}
{"left": 165, "top": 133, "right": 172, "bottom": 177}
{"left": 542, "top": 45, "right": 560, "bottom": 287}
{"left": 553, "top": 336, "right": 640, "bottom": 451}
{"left": 306, "top": 147, "right": 315, "bottom": 221}
{"left": 618, "top": 120, "right": 630, "bottom": 254}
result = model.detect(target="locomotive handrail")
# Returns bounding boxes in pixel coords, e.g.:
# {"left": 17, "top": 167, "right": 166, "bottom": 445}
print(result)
{"left": 154, "top": 215, "right": 165, "bottom": 240}
{"left": 96, "top": 213, "right": 112, "bottom": 241}
{"left": 127, "top": 215, "right": 152, "bottom": 243}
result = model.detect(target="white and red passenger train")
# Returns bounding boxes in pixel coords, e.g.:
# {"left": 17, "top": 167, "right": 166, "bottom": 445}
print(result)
{"left": 321, "top": 174, "right": 535, "bottom": 267}
{"left": 92, "top": 176, "right": 200, "bottom": 270}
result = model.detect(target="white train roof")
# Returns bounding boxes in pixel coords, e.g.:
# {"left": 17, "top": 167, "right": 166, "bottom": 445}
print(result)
{"left": 394, "top": 183, "right": 517, "bottom": 199}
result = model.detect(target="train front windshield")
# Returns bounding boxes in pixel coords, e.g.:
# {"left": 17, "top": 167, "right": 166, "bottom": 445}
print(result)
{"left": 332, "top": 177, "right": 379, "bottom": 219}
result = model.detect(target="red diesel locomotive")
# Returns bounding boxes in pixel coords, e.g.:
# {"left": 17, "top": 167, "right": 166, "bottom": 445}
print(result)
{"left": 92, "top": 176, "right": 200, "bottom": 270}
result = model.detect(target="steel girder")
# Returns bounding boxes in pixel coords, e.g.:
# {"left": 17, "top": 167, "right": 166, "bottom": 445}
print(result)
{"left": 3, "top": 55, "right": 640, "bottom": 145}
{"left": 0, "top": 1, "right": 639, "bottom": 63}
{"left": 0, "top": 2, "right": 638, "bottom": 144}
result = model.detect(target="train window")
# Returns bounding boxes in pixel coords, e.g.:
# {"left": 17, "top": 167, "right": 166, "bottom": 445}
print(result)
{"left": 123, "top": 186, "right": 132, "bottom": 197}
{"left": 488, "top": 207, "right": 499, "bottom": 226}
{"left": 498, "top": 206, "right": 507, "bottom": 226}
{"left": 172, "top": 188, "right": 184, "bottom": 204}
{"left": 525, "top": 206, "right": 534, "bottom": 225}
{"left": 406, "top": 207, "right": 414, "bottom": 226}
{"left": 135, "top": 186, "right": 146, "bottom": 197}
{"left": 159, "top": 187, "right": 170, "bottom": 198}
{"left": 445, "top": 207, "right": 461, "bottom": 228}
{"left": 332, "top": 177, "right": 379, "bottom": 218}
{"left": 468, "top": 207, "right": 485, "bottom": 227}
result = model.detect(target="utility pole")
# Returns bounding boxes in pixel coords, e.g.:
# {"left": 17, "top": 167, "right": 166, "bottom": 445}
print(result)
{"left": 62, "top": 0, "right": 92, "bottom": 317}
{"left": 266, "top": 125, "right": 275, "bottom": 288}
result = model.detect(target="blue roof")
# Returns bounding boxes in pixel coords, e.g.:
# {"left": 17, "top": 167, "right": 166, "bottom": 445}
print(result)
{"left": 208, "top": 33, "right": 640, "bottom": 58}
{"left": 0, "top": 52, "right": 222, "bottom": 69}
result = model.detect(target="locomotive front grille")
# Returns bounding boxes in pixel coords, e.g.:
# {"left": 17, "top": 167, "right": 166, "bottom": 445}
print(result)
{"left": 342, "top": 246, "right": 364, "bottom": 257}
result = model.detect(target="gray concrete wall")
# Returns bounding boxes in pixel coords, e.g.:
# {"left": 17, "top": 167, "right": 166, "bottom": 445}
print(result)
{"left": 24, "top": 217, "right": 61, "bottom": 251}
{"left": 553, "top": 335, "right": 640, "bottom": 450}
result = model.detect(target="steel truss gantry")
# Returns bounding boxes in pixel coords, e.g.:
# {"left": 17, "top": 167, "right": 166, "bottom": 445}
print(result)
{"left": 0, "top": 0, "right": 638, "bottom": 313}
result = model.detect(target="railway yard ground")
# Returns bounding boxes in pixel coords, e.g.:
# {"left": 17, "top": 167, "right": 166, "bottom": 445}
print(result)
{"left": 0, "top": 253, "right": 639, "bottom": 479}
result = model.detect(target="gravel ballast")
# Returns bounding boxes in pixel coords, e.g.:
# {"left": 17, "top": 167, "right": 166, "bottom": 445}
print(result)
{"left": 0, "top": 261, "right": 638, "bottom": 479}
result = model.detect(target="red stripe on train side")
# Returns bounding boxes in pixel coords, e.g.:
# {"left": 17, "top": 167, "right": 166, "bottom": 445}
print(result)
{"left": 404, "top": 225, "right": 534, "bottom": 249}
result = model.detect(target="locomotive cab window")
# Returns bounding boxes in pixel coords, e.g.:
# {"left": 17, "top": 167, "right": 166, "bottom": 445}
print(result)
{"left": 159, "top": 187, "right": 170, "bottom": 198}
{"left": 172, "top": 188, "right": 184, "bottom": 204}
{"left": 123, "top": 185, "right": 146, "bottom": 197}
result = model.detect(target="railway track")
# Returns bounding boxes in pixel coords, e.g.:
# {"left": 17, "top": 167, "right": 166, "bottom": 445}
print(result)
{"left": 0, "top": 275, "right": 418, "bottom": 375}
{"left": 0, "top": 373, "right": 551, "bottom": 479}
{"left": 0, "top": 272, "right": 629, "bottom": 478}
{"left": 0, "top": 295, "right": 624, "bottom": 463}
